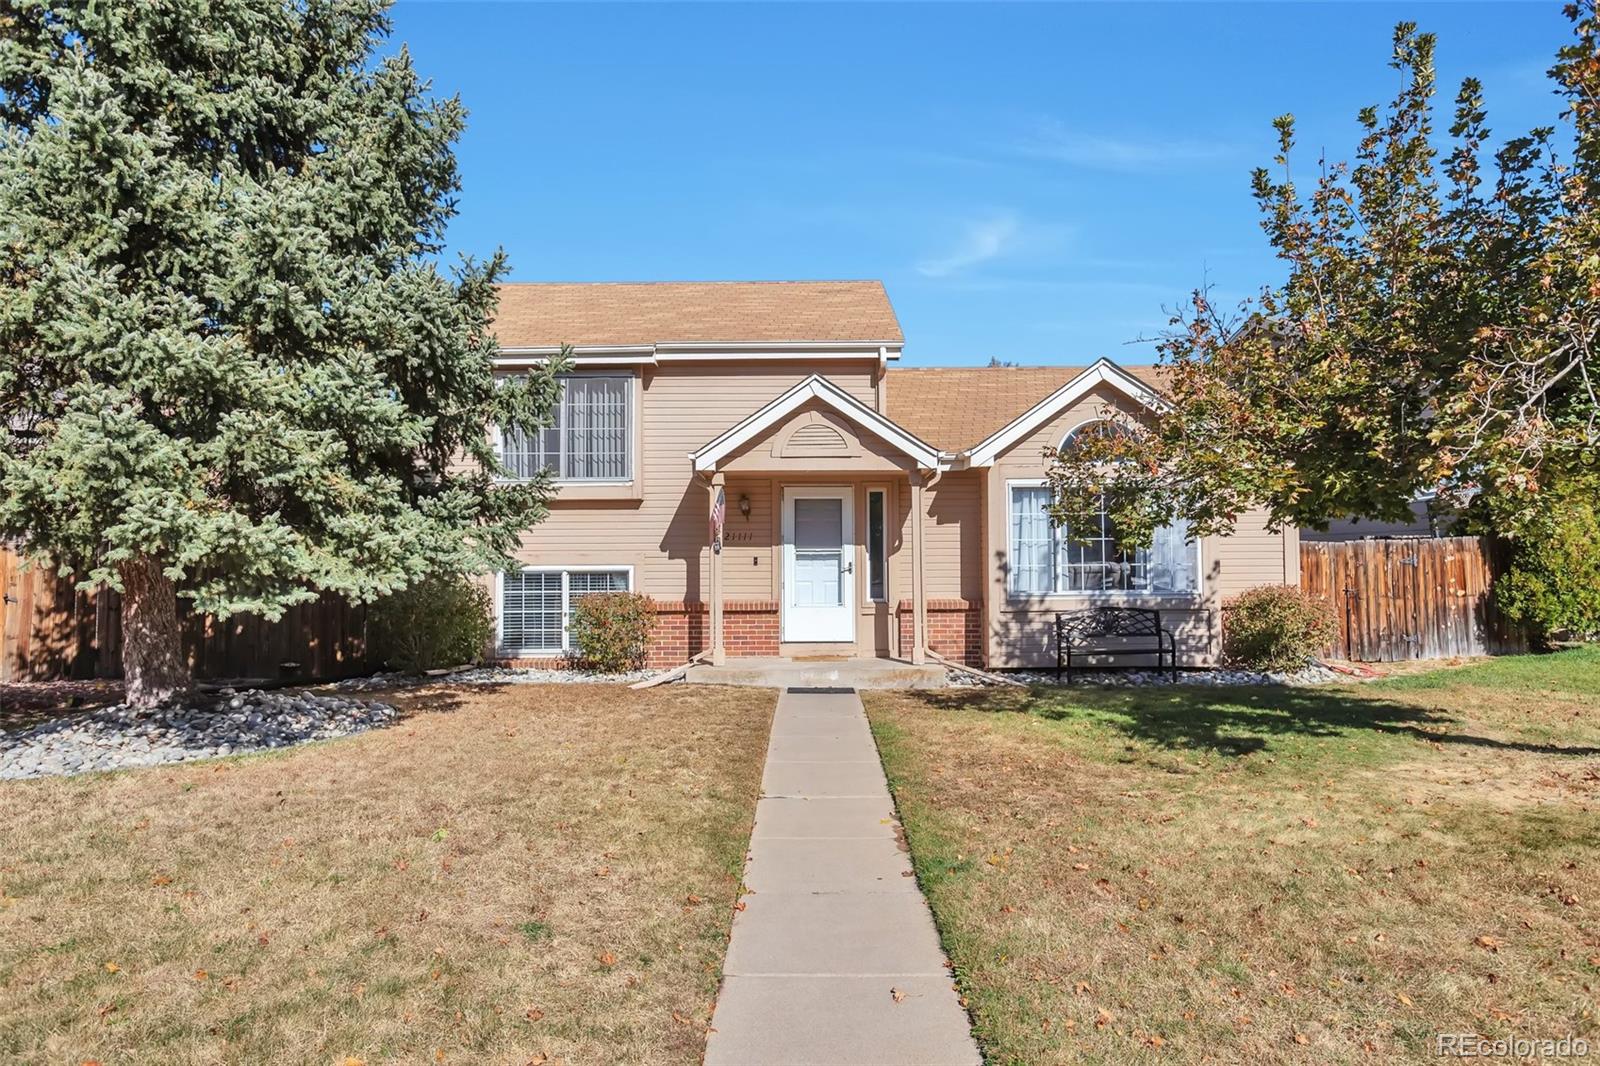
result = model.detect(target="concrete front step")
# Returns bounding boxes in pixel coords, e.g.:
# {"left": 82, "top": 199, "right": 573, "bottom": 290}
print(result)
{"left": 684, "top": 656, "right": 946, "bottom": 690}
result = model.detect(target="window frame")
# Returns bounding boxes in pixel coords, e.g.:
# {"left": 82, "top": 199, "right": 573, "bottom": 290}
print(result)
{"left": 496, "top": 564, "right": 636, "bottom": 656}
{"left": 495, "top": 372, "right": 635, "bottom": 485}
{"left": 1004, "top": 478, "right": 1201, "bottom": 603}
{"left": 866, "top": 488, "right": 888, "bottom": 603}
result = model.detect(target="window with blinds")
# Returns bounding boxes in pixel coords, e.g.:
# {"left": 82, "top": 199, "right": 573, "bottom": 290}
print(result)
{"left": 500, "top": 374, "right": 632, "bottom": 481}
{"left": 499, "top": 568, "right": 631, "bottom": 654}
{"left": 1008, "top": 486, "right": 1197, "bottom": 597}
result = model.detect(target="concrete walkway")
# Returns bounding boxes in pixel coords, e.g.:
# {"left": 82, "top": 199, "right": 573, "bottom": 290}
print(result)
{"left": 705, "top": 688, "right": 981, "bottom": 1066}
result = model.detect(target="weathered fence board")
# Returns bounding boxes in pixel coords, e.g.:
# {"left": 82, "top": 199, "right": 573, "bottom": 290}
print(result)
{"left": 1299, "top": 536, "right": 1524, "bottom": 662}
{"left": 1, "top": 549, "right": 368, "bottom": 683}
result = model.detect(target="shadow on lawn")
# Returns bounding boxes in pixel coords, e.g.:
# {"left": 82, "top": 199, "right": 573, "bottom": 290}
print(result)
{"left": 913, "top": 684, "right": 1600, "bottom": 760}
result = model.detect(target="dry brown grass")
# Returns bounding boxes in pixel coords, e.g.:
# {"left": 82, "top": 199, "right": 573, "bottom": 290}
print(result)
{"left": 867, "top": 650, "right": 1600, "bottom": 1065}
{"left": 0, "top": 682, "right": 774, "bottom": 1065}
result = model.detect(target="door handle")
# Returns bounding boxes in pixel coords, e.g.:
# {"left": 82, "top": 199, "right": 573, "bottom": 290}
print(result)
{"left": 842, "top": 562, "right": 854, "bottom": 575}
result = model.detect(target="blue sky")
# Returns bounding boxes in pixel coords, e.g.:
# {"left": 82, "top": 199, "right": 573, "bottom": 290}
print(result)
{"left": 392, "top": 1, "right": 1566, "bottom": 366}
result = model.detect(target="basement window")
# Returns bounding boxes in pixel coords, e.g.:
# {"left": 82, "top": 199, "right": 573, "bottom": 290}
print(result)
{"left": 499, "top": 567, "right": 631, "bottom": 655}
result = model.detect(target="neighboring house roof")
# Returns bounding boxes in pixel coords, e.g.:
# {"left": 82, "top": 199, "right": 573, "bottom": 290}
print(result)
{"left": 887, "top": 362, "right": 1166, "bottom": 452}
{"left": 492, "top": 280, "right": 904, "bottom": 349}
{"left": 691, "top": 374, "right": 942, "bottom": 473}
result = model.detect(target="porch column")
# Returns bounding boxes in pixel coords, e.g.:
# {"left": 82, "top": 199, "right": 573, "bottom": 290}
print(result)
{"left": 708, "top": 471, "right": 727, "bottom": 665}
{"left": 910, "top": 472, "right": 928, "bottom": 665}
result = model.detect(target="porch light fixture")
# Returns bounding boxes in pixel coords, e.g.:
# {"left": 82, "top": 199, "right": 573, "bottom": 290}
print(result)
{"left": 738, "top": 493, "right": 751, "bottom": 518}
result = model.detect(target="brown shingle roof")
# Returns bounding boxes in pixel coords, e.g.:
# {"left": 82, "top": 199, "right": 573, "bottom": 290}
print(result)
{"left": 490, "top": 281, "right": 903, "bottom": 348}
{"left": 886, "top": 365, "right": 1165, "bottom": 452}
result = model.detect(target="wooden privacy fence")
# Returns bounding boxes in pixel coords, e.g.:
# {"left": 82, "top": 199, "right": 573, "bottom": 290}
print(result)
{"left": 1299, "top": 536, "right": 1524, "bottom": 662}
{"left": 1, "top": 549, "right": 369, "bottom": 684}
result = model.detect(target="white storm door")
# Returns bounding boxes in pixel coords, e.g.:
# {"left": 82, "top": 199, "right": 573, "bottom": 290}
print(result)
{"left": 782, "top": 487, "right": 856, "bottom": 643}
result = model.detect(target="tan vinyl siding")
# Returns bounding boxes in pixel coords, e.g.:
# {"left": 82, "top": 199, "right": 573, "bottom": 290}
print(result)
{"left": 981, "top": 384, "right": 1295, "bottom": 669}
{"left": 922, "top": 472, "right": 983, "bottom": 600}
{"left": 721, "top": 478, "right": 775, "bottom": 600}
{"left": 511, "top": 364, "right": 876, "bottom": 602}
{"left": 1211, "top": 511, "right": 1298, "bottom": 597}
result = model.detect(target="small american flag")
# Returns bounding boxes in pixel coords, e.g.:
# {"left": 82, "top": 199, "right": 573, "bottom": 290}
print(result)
{"left": 710, "top": 487, "right": 726, "bottom": 555}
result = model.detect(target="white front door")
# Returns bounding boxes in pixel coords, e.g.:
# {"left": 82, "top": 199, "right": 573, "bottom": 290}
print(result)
{"left": 781, "top": 486, "right": 855, "bottom": 643}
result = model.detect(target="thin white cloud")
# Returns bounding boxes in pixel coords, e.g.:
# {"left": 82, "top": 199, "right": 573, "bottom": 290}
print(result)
{"left": 915, "top": 212, "right": 1022, "bottom": 278}
{"left": 1018, "top": 117, "right": 1234, "bottom": 172}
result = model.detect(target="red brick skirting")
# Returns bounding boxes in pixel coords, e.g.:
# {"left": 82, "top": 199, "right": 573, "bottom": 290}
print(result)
{"left": 896, "top": 598, "right": 984, "bottom": 666}
{"left": 500, "top": 598, "right": 982, "bottom": 671}
{"left": 646, "top": 599, "right": 781, "bottom": 669}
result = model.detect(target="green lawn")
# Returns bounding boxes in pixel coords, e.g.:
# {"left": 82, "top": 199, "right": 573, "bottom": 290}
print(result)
{"left": 866, "top": 649, "right": 1600, "bottom": 1064}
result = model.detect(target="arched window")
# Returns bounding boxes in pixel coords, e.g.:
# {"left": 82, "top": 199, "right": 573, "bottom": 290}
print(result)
{"left": 1058, "top": 419, "right": 1133, "bottom": 455}
{"left": 1009, "top": 420, "right": 1197, "bottom": 597}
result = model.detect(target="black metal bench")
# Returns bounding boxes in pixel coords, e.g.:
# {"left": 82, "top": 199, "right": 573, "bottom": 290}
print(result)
{"left": 1055, "top": 607, "right": 1177, "bottom": 683}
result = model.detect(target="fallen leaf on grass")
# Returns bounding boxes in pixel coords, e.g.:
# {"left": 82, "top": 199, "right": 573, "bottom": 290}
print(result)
{"left": 193, "top": 969, "right": 208, "bottom": 981}
{"left": 597, "top": 951, "right": 617, "bottom": 967}
{"left": 1396, "top": 992, "right": 1413, "bottom": 1007}
{"left": 1096, "top": 1008, "right": 1113, "bottom": 1029}
{"left": 1294, "top": 1033, "right": 1310, "bottom": 1045}
{"left": 103, "top": 962, "right": 119, "bottom": 974}
{"left": 151, "top": 875, "right": 173, "bottom": 887}
{"left": 526, "top": 1008, "right": 544, "bottom": 1022}
{"left": 1475, "top": 935, "right": 1504, "bottom": 952}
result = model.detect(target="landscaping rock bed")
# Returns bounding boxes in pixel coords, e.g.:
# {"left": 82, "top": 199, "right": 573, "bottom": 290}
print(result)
{"left": 451, "top": 665, "right": 655, "bottom": 685}
{"left": 947, "top": 662, "right": 1346, "bottom": 688}
{"left": 331, "top": 665, "right": 654, "bottom": 692}
{"left": 0, "top": 690, "right": 397, "bottom": 781}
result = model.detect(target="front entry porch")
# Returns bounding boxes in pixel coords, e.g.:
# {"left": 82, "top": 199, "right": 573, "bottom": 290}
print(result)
{"left": 688, "top": 374, "right": 944, "bottom": 668}
{"left": 684, "top": 655, "right": 946, "bottom": 690}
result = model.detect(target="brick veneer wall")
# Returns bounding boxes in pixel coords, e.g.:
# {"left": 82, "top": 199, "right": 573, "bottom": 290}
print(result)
{"left": 646, "top": 599, "right": 781, "bottom": 668}
{"left": 896, "top": 598, "right": 984, "bottom": 666}
{"left": 492, "top": 599, "right": 781, "bottom": 671}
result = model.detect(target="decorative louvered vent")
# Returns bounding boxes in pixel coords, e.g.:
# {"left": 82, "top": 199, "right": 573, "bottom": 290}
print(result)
{"left": 787, "top": 423, "right": 850, "bottom": 454}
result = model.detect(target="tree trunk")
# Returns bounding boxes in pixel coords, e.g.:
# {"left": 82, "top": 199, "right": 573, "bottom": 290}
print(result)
{"left": 119, "top": 555, "right": 190, "bottom": 708}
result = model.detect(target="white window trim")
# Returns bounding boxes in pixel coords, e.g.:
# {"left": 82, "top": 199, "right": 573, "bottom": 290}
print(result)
{"left": 496, "top": 564, "right": 636, "bottom": 656}
{"left": 1005, "top": 478, "right": 1202, "bottom": 604}
{"left": 492, "top": 371, "right": 635, "bottom": 486}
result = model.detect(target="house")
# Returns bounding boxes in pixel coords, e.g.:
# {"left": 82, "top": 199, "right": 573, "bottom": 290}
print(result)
{"left": 488, "top": 280, "right": 1298, "bottom": 670}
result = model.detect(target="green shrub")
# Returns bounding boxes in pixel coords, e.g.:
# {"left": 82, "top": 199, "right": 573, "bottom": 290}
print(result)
{"left": 1222, "top": 585, "right": 1339, "bottom": 671}
{"left": 569, "top": 591, "right": 655, "bottom": 672}
{"left": 368, "top": 573, "right": 495, "bottom": 672}
{"left": 1494, "top": 484, "right": 1600, "bottom": 647}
